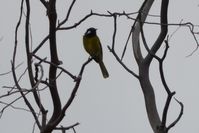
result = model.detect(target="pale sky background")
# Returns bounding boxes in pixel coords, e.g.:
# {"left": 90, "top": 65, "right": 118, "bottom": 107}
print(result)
{"left": 0, "top": 0, "right": 199, "bottom": 133}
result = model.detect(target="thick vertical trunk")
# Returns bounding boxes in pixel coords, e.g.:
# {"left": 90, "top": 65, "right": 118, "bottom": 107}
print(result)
{"left": 139, "top": 62, "right": 162, "bottom": 133}
{"left": 41, "top": 0, "right": 61, "bottom": 133}
{"left": 132, "top": 0, "right": 169, "bottom": 133}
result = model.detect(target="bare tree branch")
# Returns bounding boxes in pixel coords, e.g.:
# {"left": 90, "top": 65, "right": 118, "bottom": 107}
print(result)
{"left": 0, "top": 62, "right": 23, "bottom": 76}
{"left": 57, "top": 0, "right": 77, "bottom": 27}
{"left": 40, "top": 0, "right": 48, "bottom": 8}
{"left": 0, "top": 94, "right": 24, "bottom": 118}
{"left": 132, "top": 0, "right": 151, "bottom": 64}
{"left": 56, "top": 58, "right": 92, "bottom": 124}
{"left": 131, "top": 1, "right": 163, "bottom": 133}
{"left": 1, "top": 62, "right": 45, "bottom": 119}
{"left": 25, "top": 0, "right": 46, "bottom": 115}
{"left": 54, "top": 122, "right": 79, "bottom": 131}
{"left": 166, "top": 98, "right": 184, "bottom": 132}
{"left": 0, "top": 67, "right": 29, "bottom": 99}
{"left": 0, "top": 101, "right": 38, "bottom": 114}
{"left": 11, "top": 61, "right": 41, "bottom": 129}
{"left": 145, "top": 0, "right": 169, "bottom": 64}
{"left": 5, "top": 0, "right": 192, "bottom": 132}
{"left": 110, "top": 12, "right": 117, "bottom": 50}
{"left": 46, "top": 0, "right": 62, "bottom": 127}
{"left": 140, "top": 20, "right": 160, "bottom": 60}
{"left": 140, "top": 23, "right": 183, "bottom": 131}
{"left": 13, "top": 0, "right": 24, "bottom": 61}
{"left": 41, "top": 58, "right": 92, "bottom": 133}
{"left": 33, "top": 54, "right": 76, "bottom": 79}
{"left": 156, "top": 38, "right": 176, "bottom": 129}
{"left": 108, "top": 12, "right": 139, "bottom": 78}
{"left": 121, "top": 29, "right": 132, "bottom": 61}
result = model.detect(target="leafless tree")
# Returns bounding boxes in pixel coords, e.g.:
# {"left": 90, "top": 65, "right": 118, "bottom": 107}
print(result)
{"left": 108, "top": 1, "right": 183, "bottom": 133}
{"left": 1, "top": 0, "right": 199, "bottom": 133}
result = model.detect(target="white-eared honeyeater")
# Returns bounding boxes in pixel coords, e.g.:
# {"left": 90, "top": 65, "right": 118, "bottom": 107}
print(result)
{"left": 83, "top": 27, "right": 109, "bottom": 78}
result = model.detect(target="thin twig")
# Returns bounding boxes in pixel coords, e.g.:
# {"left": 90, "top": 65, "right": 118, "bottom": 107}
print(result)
{"left": 108, "top": 13, "right": 139, "bottom": 79}
{"left": 0, "top": 94, "right": 24, "bottom": 118}
{"left": 54, "top": 122, "right": 79, "bottom": 131}
{"left": 121, "top": 28, "right": 132, "bottom": 61}
{"left": 0, "top": 62, "right": 23, "bottom": 76}
{"left": 33, "top": 54, "right": 76, "bottom": 79}
{"left": 10, "top": 0, "right": 41, "bottom": 128}
{"left": 46, "top": 58, "right": 92, "bottom": 128}
{"left": 12, "top": 61, "right": 41, "bottom": 129}
{"left": 0, "top": 101, "right": 37, "bottom": 114}
{"left": 57, "top": 0, "right": 76, "bottom": 27}
{"left": 110, "top": 13, "right": 117, "bottom": 50}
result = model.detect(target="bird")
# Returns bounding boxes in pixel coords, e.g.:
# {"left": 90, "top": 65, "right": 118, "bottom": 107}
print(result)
{"left": 83, "top": 27, "right": 109, "bottom": 78}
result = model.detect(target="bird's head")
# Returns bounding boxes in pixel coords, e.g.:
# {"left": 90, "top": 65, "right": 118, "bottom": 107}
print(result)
{"left": 85, "top": 27, "right": 97, "bottom": 36}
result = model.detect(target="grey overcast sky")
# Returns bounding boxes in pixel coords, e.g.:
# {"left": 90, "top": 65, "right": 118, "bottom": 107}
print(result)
{"left": 0, "top": 0, "right": 199, "bottom": 133}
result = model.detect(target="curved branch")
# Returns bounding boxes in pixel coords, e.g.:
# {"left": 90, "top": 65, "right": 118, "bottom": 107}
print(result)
{"left": 57, "top": 0, "right": 77, "bottom": 27}
{"left": 132, "top": 1, "right": 162, "bottom": 133}
{"left": 33, "top": 54, "right": 76, "bottom": 79}
{"left": 166, "top": 98, "right": 184, "bottom": 132}
{"left": 11, "top": 61, "right": 41, "bottom": 129}
{"left": 132, "top": 0, "right": 154, "bottom": 64}
{"left": 61, "top": 58, "right": 92, "bottom": 113}
{"left": 12, "top": 1, "right": 41, "bottom": 126}
{"left": 145, "top": 0, "right": 169, "bottom": 63}
{"left": 25, "top": 0, "right": 46, "bottom": 115}
{"left": 42, "top": 58, "right": 92, "bottom": 133}
{"left": 134, "top": 0, "right": 170, "bottom": 132}
{"left": 108, "top": 13, "right": 139, "bottom": 78}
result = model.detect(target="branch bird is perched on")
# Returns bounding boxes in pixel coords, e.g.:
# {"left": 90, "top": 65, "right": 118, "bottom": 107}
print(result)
{"left": 83, "top": 27, "right": 109, "bottom": 78}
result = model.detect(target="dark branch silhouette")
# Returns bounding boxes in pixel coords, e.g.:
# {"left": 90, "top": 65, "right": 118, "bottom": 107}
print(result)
{"left": 2, "top": 0, "right": 199, "bottom": 133}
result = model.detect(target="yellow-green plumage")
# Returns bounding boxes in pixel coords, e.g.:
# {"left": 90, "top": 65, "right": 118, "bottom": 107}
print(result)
{"left": 83, "top": 28, "right": 109, "bottom": 78}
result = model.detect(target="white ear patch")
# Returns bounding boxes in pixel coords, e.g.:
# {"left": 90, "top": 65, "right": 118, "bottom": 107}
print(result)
{"left": 87, "top": 30, "right": 91, "bottom": 35}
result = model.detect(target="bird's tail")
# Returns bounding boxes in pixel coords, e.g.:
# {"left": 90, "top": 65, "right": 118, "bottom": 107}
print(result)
{"left": 99, "top": 61, "right": 109, "bottom": 78}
